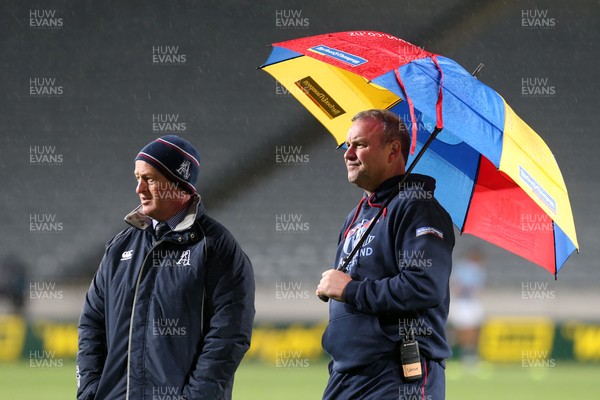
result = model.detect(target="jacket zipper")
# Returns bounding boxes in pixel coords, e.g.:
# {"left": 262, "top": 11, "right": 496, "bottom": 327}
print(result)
{"left": 125, "top": 239, "right": 162, "bottom": 400}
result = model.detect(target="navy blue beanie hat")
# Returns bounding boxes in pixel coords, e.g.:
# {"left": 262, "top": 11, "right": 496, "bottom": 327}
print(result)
{"left": 135, "top": 135, "right": 200, "bottom": 193}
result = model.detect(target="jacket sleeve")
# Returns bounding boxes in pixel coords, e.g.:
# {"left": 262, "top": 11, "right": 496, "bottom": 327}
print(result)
{"left": 182, "top": 232, "right": 255, "bottom": 400}
{"left": 77, "top": 255, "right": 108, "bottom": 400}
{"left": 343, "top": 199, "right": 454, "bottom": 314}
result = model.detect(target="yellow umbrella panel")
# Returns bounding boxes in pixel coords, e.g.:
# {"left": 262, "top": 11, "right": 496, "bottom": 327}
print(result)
{"left": 263, "top": 55, "right": 401, "bottom": 145}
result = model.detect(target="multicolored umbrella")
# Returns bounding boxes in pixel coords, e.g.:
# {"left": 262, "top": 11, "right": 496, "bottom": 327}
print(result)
{"left": 260, "top": 30, "right": 578, "bottom": 276}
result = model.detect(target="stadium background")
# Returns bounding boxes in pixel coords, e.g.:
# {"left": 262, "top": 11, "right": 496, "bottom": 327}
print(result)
{"left": 1, "top": 0, "right": 599, "bottom": 398}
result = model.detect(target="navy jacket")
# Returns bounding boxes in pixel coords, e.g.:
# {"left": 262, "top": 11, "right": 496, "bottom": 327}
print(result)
{"left": 77, "top": 196, "right": 255, "bottom": 399}
{"left": 322, "top": 175, "right": 454, "bottom": 373}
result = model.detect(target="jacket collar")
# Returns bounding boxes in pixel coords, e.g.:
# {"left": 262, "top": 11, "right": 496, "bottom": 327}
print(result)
{"left": 124, "top": 194, "right": 203, "bottom": 231}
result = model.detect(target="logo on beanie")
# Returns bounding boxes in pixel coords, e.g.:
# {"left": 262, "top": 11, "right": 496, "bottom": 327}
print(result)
{"left": 176, "top": 160, "right": 191, "bottom": 180}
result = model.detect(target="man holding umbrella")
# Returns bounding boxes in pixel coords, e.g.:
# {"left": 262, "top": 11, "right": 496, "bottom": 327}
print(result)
{"left": 317, "top": 109, "right": 455, "bottom": 399}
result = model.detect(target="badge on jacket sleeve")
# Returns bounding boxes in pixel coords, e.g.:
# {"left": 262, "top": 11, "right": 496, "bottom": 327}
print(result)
{"left": 416, "top": 227, "right": 444, "bottom": 240}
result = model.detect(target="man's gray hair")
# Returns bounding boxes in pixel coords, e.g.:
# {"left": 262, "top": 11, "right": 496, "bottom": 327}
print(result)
{"left": 351, "top": 109, "right": 410, "bottom": 162}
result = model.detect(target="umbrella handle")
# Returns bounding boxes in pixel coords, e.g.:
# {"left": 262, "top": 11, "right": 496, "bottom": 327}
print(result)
{"left": 318, "top": 264, "right": 346, "bottom": 302}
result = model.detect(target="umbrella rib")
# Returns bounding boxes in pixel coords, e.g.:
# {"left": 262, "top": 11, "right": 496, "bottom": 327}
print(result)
{"left": 257, "top": 54, "right": 304, "bottom": 70}
{"left": 458, "top": 154, "right": 483, "bottom": 233}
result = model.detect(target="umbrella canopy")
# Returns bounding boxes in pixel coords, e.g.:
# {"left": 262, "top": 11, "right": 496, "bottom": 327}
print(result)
{"left": 260, "top": 31, "right": 578, "bottom": 276}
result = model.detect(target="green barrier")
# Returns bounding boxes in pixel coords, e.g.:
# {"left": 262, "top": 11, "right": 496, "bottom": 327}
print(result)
{"left": 562, "top": 322, "right": 600, "bottom": 361}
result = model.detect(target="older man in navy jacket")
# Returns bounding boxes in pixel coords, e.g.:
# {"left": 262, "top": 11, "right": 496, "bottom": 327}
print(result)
{"left": 317, "top": 110, "right": 455, "bottom": 399}
{"left": 77, "top": 135, "right": 255, "bottom": 400}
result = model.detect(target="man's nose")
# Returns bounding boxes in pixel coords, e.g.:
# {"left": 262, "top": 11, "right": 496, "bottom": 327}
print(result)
{"left": 136, "top": 180, "right": 146, "bottom": 194}
{"left": 344, "top": 145, "right": 356, "bottom": 160}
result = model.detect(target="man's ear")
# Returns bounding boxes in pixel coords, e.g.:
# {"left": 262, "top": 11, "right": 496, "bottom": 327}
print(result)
{"left": 388, "top": 140, "right": 402, "bottom": 163}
